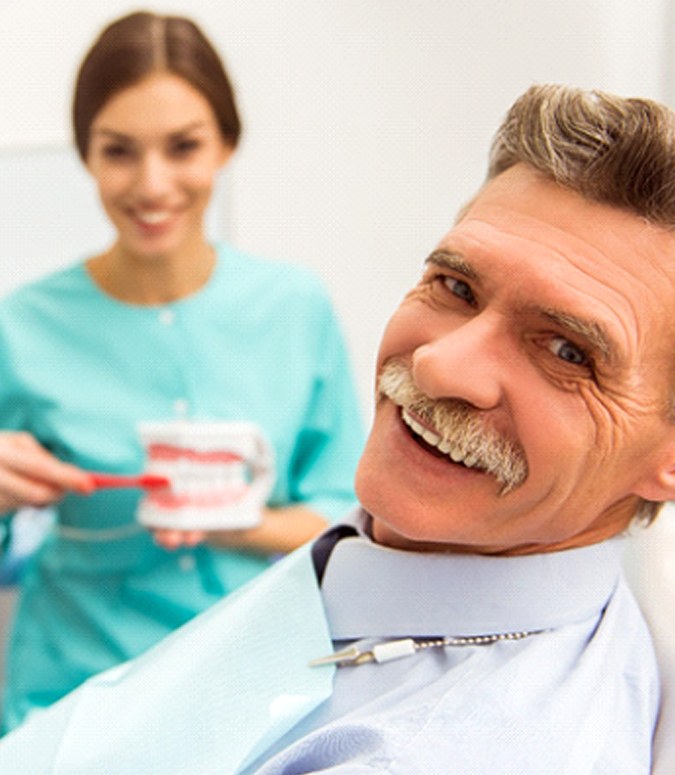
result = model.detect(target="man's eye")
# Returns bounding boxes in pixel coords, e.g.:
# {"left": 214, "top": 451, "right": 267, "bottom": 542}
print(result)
{"left": 548, "top": 336, "right": 589, "bottom": 366}
{"left": 442, "top": 276, "right": 476, "bottom": 306}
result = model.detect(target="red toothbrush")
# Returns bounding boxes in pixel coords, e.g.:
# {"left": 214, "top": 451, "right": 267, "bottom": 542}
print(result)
{"left": 87, "top": 473, "right": 171, "bottom": 491}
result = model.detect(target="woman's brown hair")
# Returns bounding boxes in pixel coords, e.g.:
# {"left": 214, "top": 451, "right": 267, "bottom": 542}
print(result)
{"left": 72, "top": 11, "right": 241, "bottom": 160}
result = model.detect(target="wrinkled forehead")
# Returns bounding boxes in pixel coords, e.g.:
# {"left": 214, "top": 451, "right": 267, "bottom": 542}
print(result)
{"left": 454, "top": 166, "right": 675, "bottom": 291}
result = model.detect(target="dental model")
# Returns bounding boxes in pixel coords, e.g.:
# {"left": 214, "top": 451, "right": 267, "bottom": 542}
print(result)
{"left": 136, "top": 420, "right": 274, "bottom": 530}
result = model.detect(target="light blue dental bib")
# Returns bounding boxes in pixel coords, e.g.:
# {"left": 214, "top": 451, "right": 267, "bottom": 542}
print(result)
{"left": 0, "top": 544, "right": 335, "bottom": 774}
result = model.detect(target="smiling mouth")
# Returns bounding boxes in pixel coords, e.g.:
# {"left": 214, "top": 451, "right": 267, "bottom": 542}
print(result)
{"left": 131, "top": 209, "right": 177, "bottom": 228}
{"left": 400, "top": 408, "right": 485, "bottom": 471}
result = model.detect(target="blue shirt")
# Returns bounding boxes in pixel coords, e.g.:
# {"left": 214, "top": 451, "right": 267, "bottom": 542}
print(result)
{"left": 0, "top": 244, "right": 364, "bottom": 729}
{"left": 249, "top": 512, "right": 659, "bottom": 773}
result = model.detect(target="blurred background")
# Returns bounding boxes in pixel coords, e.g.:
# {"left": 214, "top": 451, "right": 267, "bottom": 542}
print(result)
{"left": 2, "top": 0, "right": 674, "bottom": 417}
{"left": 1, "top": 0, "right": 674, "bottom": 705}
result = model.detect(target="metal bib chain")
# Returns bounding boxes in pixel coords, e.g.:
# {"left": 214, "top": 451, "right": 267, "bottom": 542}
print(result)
{"left": 310, "top": 629, "right": 543, "bottom": 668}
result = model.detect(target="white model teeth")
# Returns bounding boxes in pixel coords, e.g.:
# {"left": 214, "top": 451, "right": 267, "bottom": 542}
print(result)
{"left": 401, "top": 408, "right": 480, "bottom": 470}
{"left": 149, "top": 459, "right": 246, "bottom": 493}
{"left": 137, "top": 211, "right": 171, "bottom": 225}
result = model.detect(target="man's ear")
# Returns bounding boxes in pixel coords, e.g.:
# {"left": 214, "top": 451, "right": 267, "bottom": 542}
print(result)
{"left": 634, "top": 438, "right": 675, "bottom": 502}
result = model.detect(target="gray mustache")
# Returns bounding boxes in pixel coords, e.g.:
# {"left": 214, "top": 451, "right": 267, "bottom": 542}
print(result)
{"left": 378, "top": 359, "right": 528, "bottom": 494}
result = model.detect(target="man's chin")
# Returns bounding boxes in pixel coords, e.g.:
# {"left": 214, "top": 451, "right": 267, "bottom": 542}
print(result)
{"left": 367, "top": 513, "right": 495, "bottom": 553}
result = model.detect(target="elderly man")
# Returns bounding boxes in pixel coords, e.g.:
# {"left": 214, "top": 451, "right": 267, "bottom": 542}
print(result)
{"left": 1, "top": 83, "right": 672, "bottom": 773}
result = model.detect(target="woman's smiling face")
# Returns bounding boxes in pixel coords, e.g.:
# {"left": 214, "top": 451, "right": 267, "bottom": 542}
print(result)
{"left": 356, "top": 164, "right": 675, "bottom": 555}
{"left": 86, "top": 72, "right": 231, "bottom": 262}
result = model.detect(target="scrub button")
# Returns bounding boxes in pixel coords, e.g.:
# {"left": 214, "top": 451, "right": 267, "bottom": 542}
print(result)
{"left": 178, "top": 553, "right": 196, "bottom": 572}
{"left": 173, "top": 398, "right": 190, "bottom": 417}
{"left": 159, "top": 309, "right": 175, "bottom": 326}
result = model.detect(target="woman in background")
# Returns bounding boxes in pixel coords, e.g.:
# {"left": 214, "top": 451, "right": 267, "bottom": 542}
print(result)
{"left": 0, "top": 11, "right": 363, "bottom": 731}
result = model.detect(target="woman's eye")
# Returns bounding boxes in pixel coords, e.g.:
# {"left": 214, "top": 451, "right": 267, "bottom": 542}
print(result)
{"left": 548, "top": 336, "right": 589, "bottom": 366}
{"left": 171, "top": 139, "right": 200, "bottom": 156}
{"left": 102, "top": 145, "right": 130, "bottom": 159}
{"left": 442, "top": 276, "right": 476, "bottom": 306}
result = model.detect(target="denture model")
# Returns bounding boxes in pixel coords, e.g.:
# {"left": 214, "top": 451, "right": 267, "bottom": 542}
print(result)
{"left": 136, "top": 420, "right": 275, "bottom": 530}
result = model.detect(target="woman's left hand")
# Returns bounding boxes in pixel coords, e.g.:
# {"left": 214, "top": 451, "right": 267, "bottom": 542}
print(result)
{"left": 152, "top": 528, "right": 208, "bottom": 550}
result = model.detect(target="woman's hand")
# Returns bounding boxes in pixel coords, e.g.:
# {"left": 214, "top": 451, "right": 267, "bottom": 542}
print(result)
{"left": 0, "top": 432, "right": 93, "bottom": 512}
{"left": 152, "top": 505, "right": 329, "bottom": 554}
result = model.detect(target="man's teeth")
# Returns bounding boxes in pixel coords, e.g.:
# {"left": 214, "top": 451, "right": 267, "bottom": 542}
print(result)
{"left": 401, "top": 409, "right": 480, "bottom": 469}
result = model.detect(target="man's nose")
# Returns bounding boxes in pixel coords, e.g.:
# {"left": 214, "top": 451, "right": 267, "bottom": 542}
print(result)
{"left": 411, "top": 314, "right": 506, "bottom": 409}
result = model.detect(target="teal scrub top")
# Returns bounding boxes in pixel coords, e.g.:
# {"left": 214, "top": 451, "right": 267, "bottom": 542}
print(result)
{"left": 0, "top": 243, "right": 364, "bottom": 731}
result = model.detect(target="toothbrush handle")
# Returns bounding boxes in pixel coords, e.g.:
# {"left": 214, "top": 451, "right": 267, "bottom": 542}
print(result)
{"left": 88, "top": 473, "right": 170, "bottom": 490}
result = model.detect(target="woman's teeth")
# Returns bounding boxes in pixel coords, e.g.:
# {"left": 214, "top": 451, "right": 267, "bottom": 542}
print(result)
{"left": 136, "top": 210, "right": 171, "bottom": 225}
{"left": 401, "top": 408, "right": 480, "bottom": 470}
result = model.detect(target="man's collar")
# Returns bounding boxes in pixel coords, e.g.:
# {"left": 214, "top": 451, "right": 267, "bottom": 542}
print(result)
{"left": 316, "top": 509, "right": 625, "bottom": 639}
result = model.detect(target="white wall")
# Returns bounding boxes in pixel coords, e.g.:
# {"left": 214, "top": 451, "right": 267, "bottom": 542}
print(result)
{"left": 1, "top": 0, "right": 673, "bottom": 417}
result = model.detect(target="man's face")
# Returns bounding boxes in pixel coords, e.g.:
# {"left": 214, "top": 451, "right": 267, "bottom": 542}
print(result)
{"left": 355, "top": 164, "right": 675, "bottom": 554}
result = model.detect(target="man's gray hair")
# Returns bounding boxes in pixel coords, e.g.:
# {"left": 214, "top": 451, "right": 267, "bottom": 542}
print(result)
{"left": 488, "top": 83, "right": 675, "bottom": 228}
